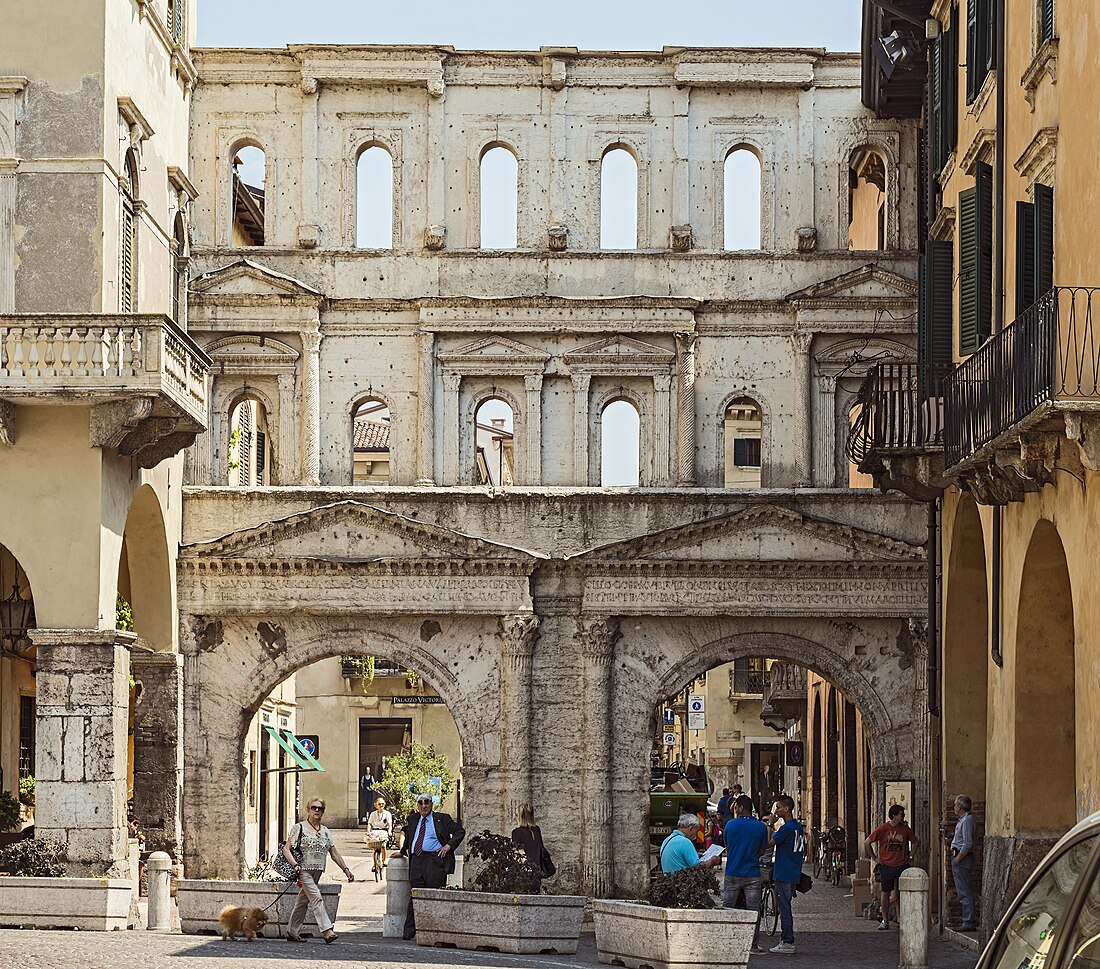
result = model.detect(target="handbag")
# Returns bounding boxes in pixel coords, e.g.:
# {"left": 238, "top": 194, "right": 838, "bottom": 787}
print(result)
{"left": 796, "top": 872, "right": 813, "bottom": 895}
{"left": 539, "top": 844, "right": 556, "bottom": 878}
{"left": 272, "top": 823, "right": 304, "bottom": 880}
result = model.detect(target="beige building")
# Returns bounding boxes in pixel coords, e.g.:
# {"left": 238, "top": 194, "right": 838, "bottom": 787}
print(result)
{"left": 242, "top": 679, "right": 297, "bottom": 868}
{"left": 857, "top": 0, "right": 1100, "bottom": 938}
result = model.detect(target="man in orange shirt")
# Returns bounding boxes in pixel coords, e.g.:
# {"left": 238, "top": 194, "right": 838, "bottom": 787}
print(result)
{"left": 864, "top": 804, "right": 917, "bottom": 930}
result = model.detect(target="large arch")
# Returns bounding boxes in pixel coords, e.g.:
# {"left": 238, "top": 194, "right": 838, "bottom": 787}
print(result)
{"left": 119, "top": 484, "right": 174, "bottom": 652}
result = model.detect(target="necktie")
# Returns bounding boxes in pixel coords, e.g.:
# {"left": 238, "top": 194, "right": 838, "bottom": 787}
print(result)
{"left": 413, "top": 816, "right": 427, "bottom": 855}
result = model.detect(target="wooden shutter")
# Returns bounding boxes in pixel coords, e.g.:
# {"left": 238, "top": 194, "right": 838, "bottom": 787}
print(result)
{"left": 966, "top": 0, "right": 980, "bottom": 103}
{"left": 1016, "top": 201, "right": 1036, "bottom": 316}
{"left": 926, "top": 240, "right": 954, "bottom": 367}
{"left": 930, "top": 35, "right": 944, "bottom": 172}
{"left": 1034, "top": 183, "right": 1054, "bottom": 297}
{"left": 959, "top": 187, "right": 979, "bottom": 354}
{"left": 120, "top": 201, "right": 135, "bottom": 313}
{"left": 945, "top": 22, "right": 958, "bottom": 161}
{"left": 1040, "top": 0, "right": 1055, "bottom": 42}
{"left": 975, "top": 161, "right": 994, "bottom": 343}
{"left": 983, "top": 0, "right": 996, "bottom": 72}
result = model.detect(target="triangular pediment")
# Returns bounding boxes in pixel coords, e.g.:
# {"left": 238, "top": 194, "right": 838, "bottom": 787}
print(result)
{"left": 190, "top": 259, "right": 324, "bottom": 299}
{"left": 786, "top": 265, "right": 917, "bottom": 303}
{"left": 439, "top": 336, "right": 551, "bottom": 362}
{"left": 573, "top": 505, "right": 923, "bottom": 563}
{"left": 181, "top": 501, "right": 541, "bottom": 562}
{"left": 564, "top": 335, "right": 675, "bottom": 364}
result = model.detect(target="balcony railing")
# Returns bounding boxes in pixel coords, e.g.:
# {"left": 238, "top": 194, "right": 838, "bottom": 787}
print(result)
{"left": 944, "top": 287, "right": 1100, "bottom": 469}
{"left": 0, "top": 314, "right": 209, "bottom": 427}
{"left": 730, "top": 667, "right": 766, "bottom": 696}
{"left": 847, "top": 362, "right": 950, "bottom": 468}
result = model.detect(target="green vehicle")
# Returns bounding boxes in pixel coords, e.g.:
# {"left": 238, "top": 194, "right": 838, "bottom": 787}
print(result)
{"left": 649, "top": 769, "right": 713, "bottom": 850}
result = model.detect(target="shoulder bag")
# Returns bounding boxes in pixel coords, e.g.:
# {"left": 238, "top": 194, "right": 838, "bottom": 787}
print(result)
{"left": 272, "top": 823, "right": 304, "bottom": 880}
{"left": 536, "top": 827, "right": 556, "bottom": 879}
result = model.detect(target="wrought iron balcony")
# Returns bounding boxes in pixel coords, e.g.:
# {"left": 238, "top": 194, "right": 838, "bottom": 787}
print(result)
{"left": 730, "top": 667, "right": 766, "bottom": 696}
{"left": 944, "top": 287, "right": 1100, "bottom": 500}
{"left": 760, "top": 662, "right": 807, "bottom": 730}
{"left": 0, "top": 314, "right": 211, "bottom": 465}
{"left": 846, "top": 361, "right": 951, "bottom": 500}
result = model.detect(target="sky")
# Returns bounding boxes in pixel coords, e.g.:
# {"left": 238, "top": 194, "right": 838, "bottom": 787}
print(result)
{"left": 208, "top": 0, "right": 863, "bottom": 487}
{"left": 197, "top": 1, "right": 863, "bottom": 52}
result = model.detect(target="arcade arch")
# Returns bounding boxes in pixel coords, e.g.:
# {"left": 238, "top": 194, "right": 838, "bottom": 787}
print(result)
{"left": 0, "top": 541, "right": 37, "bottom": 799}
{"left": 117, "top": 484, "right": 174, "bottom": 652}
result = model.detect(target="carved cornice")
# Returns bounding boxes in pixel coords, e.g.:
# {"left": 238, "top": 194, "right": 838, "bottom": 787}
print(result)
{"left": 1021, "top": 39, "right": 1058, "bottom": 111}
{"left": 959, "top": 128, "right": 996, "bottom": 176}
{"left": 929, "top": 205, "right": 956, "bottom": 243}
{"left": 1014, "top": 127, "right": 1058, "bottom": 189}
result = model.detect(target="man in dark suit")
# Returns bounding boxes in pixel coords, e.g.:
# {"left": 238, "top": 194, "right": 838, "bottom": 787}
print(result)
{"left": 400, "top": 793, "right": 466, "bottom": 940}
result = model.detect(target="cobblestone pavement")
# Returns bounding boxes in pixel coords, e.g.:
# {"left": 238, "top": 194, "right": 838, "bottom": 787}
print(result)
{"left": 0, "top": 831, "right": 980, "bottom": 969}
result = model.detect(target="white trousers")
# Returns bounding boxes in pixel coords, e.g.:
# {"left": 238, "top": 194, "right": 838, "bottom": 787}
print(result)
{"left": 287, "top": 870, "right": 333, "bottom": 935}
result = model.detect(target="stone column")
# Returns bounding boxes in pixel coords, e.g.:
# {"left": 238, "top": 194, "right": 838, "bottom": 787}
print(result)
{"left": 571, "top": 373, "right": 591, "bottom": 485}
{"left": 130, "top": 651, "right": 184, "bottom": 861}
{"left": 441, "top": 372, "right": 462, "bottom": 485}
{"left": 277, "top": 371, "right": 298, "bottom": 485}
{"left": 791, "top": 331, "right": 813, "bottom": 488}
{"left": 815, "top": 374, "right": 838, "bottom": 488}
{"left": 300, "top": 329, "right": 321, "bottom": 487}
{"left": 32, "top": 628, "right": 134, "bottom": 876}
{"left": 498, "top": 615, "right": 539, "bottom": 823}
{"left": 654, "top": 373, "right": 673, "bottom": 486}
{"left": 416, "top": 330, "right": 436, "bottom": 485}
{"left": 524, "top": 373, "right": 543, "bottom": 485}
{"left": 577, "top": 615, "right": 620, "bottom": 898}
{"left": 0, "top": 160, "right": 16, "bottom": 313}
{"left": 675, "top": 332, "right": 697, "bottom": 487}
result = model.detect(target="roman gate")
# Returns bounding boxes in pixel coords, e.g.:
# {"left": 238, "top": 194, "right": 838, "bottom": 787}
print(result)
{"left": 172, "top": 44, "right": 927, "bottom": 897}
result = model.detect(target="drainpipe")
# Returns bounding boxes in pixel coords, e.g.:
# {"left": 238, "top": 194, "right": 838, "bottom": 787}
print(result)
{"left": 990, "top": 0, "right": 1006, "bottom": 668}
{"left": 927, "top": 500, "right": 941, "bottom": 717}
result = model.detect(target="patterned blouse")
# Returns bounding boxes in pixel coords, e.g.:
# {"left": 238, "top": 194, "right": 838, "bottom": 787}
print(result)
{"left": 293, "top": 821, "right": 334, "bottom": 871}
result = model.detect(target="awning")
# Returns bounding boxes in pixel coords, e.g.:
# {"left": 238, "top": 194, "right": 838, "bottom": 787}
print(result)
{"left": 263, "top": 726, "right": 326, "bottom": 772}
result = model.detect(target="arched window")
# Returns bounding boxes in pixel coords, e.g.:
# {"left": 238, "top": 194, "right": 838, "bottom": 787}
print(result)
{"left": 723, "top": 397, "right": 763, "bottom": 488}
{"left": 171, "top": 214, "right": 186, "bottom": 323}
{"left": 120, "top": 151, "right": 138, "bottom": 312}
{"left": 474, "top": 398, "right": 514, "bottom": 486}
{"left": 231, "top": 144, "right": 266, "bottom": 246}
{"left": 228, "top": 397, "right": 271, "bottom": 487}
{"left": 846, "top": 401, "right": 875, "bottom": 488}
{"left": 600, "top": 399, "right": 640, "bottom": 486}
{"left": 356, "top": 145, "right": 394, "bottom": 249}
{"left": 479, "top": 145, "right": 518, "bottom": 249}
{"left": 848, "top": 148, "right": 887, "bottom": 251}
{"left": 600, "top": 147, "right": 638, "bottom": 250}
{"left": 724, "top": 147, "right": 762, "bottom": 250}
{"left": 352, "top": 398, "right": 391, "bottom": 484}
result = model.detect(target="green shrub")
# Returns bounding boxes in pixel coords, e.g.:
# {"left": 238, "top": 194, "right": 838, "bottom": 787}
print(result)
{"left": 0, "top": 791, "right": 21, "bottom": 832}
{"left": 648, "top": 864, "right": 720, "bottom": 909}
{"left": 18, "top": 776, "right": 35, "bottom": 806}
{"left": 0, "top": 838, "right": 66, "bottom": 877}
{"left": 377, "top": 742, "right": 454, "bottom": 818}
{"left": 467, "top": 831, "right": 540, "bottom": 895}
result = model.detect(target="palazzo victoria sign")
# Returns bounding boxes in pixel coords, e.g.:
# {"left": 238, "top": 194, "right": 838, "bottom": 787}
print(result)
{"left": 580, "top": 567, "right": 926, "bottom": 615}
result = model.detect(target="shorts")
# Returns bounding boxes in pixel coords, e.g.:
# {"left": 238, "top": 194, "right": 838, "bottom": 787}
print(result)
{"left": 879, "top": 864, "right": 908, "bottom": 893}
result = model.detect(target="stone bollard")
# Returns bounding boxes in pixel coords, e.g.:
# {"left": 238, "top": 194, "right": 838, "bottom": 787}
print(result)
{"left": 899, "top": 868, "right": 929, "bottom": 969}
{"left": 146, "top": 852, "right": 174, "bottom": 932}
{"left": 384, "top": 856, "right": 410, "bottom": 938}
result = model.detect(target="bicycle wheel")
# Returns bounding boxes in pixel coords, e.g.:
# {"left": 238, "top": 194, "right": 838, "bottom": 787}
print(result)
{"left": 762, "top": 885, "right": 779, "bottom": 936}
{"left": 813, "top": 849, "right": 823, "bottom": 879}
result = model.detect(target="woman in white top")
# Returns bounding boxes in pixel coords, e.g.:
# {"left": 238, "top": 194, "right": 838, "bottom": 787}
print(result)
{"left": 366, "top": 795, "right": 394, "bottom": 879}
{"left": 281, "top": 797, "right": 355, "bottom": 943}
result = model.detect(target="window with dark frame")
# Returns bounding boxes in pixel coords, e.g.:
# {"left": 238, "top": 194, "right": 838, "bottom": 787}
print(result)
{"left": 1039, "top": 0, "right": 1055, "bottom": 43}
{"left": 959, "top": 161, "right": 994, "bottom": 355}
{"left": 930, "top": 13, "right": 958, "bottom": 176}
{"left": 733, "top": 437, "right": 762, "bottom": 468}
{"left": 18, "top": 695, "right": 35, "bottom": 778}
{"left": 966, "top": 0, "right": 996, "bottom": 105}
{"left": 120, "top": 154, "right": 138, "bottom": 313}
{"left": 1015, "top": 183, "right": 1055, "bottom": 315}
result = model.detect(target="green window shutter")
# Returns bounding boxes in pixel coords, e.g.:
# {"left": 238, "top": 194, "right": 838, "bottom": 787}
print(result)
{"left": 930, "top": 36, "right": 943, "bottom": 172}
{"left": 983, "top": 0, "right": 996, "bottom": 72}
{"left": 945, "top": 21, "right": 958, "bottom": 159}
{"left": 918, "top": 251, "right": 929, "bottom": 367}
{"left": 1034, "top": 183, "right": 1054, "bottom": 297}
{"left": 927, "top": 240, "right": 954, "bottom": 367}
{"left": 959, "top": 187, "right": 979, "bottom": 355}
{"left": 975, "top": 161, "right": 994, "bottom": 344}
{"left": 965, "top": 0, "right": 979, "bottom": 103}
{"left": 1040, "top": 0, "right": 1055, "bottom": 42}
{"left": 1015, "top": 201, "right": 1036, "bottom": 316}
{"left": 121, "top": 201, "right": 135, "bottom": 313}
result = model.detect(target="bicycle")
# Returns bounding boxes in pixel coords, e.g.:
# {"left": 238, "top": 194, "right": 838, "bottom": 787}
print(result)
{"left": 759, "top": 861, "right": 779, "bottom": 937}
{"left": 812, "top": 829, "right": 830, "bottom": 879}
{"left": 828, "top": 825, "right": 847, "bottom": 887}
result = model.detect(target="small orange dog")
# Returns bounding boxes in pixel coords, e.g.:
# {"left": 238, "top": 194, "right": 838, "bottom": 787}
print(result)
{"left": 218, "top": 905, "right": 269, "bottom": 941}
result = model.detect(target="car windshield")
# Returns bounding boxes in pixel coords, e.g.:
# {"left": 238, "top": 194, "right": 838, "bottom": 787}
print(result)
{"left": 987, "top": 834, "right": 1098, "bottom": 969}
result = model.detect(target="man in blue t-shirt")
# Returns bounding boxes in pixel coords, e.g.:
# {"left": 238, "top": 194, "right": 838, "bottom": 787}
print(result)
{"left": 723, "top": 794, "right": 769, "bottom": 953}
{"left": 765, "top": 795, "right": 805, "bottom": 954}
{"left": 660, "top": 813, "right": 722, "bottom": 873}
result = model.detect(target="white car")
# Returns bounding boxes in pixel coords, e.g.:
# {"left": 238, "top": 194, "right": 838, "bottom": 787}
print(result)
{"left": 978, "top": 810, "right": 1100, "bottom": 968}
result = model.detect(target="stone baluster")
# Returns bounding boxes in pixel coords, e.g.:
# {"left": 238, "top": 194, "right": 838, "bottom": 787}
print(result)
{"left": 74, "top": 327, "right": 88, "bottom": 376}
{"left": 42, "top": 327, "right": 57, "bottom": 377}
{"left": 26, "top": 326, "right": 40, "bottom": 377}
{"left": 577, "top": 615, "right": 620, "bottom": 898}
{"left": 301, "top": 329, "right": 321, "bottom": 486}
{"left": 675, "top": 332, "right": 697, "bottom": 487}
{"left": 791, "top": 330, "right": 814, "bottom": 487}
{"left": 0, "top": 326, "right": 8, "bottom": 376}
{"left": 10, "top": 326, "right": 24, "bottom": 376}
{"left": 498, "top": 614, "right": 539, "bottom": 823}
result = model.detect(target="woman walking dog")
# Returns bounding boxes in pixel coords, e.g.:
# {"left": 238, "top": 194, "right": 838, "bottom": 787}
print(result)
{"left": 282, "top": 797, "right": 355, "bottom": 943}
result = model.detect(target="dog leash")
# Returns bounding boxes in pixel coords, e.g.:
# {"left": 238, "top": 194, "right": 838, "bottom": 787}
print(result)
{"left": 261, "top": 874, "right": 303, "bottom": 938}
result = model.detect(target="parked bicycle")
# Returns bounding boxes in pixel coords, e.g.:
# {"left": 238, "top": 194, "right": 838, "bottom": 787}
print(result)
{"left": 813, "top": 828, "right": 831, "bottom": 879}
{"left": 828, "top": 825, "right": 847, "bottom": 887}
{"left": 758, "top": 859, "right": 779, "bottom": 936}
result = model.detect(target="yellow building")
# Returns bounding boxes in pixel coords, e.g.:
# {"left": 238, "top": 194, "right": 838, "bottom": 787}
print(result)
{"left": 858, "top": 0, "right": 1097, "bottom": 938}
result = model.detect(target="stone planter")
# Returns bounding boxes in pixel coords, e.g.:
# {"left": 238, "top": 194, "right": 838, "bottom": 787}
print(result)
{"left": 177, "top": 879, "right": 341, "bottom": 937}
{"left": 412, "top": 887, "right": 587, "bottom": 954}
{"left": 0, "top": 877, "right": 134, "bottom": 930}
{"left": 593, "top": 899, "right": 758, "bottom": 969}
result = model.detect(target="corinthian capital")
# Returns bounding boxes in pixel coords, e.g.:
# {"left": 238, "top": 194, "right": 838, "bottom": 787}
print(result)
{"left": 576, "top": 615, "right": 620, "bottom": 660}
{"left": 499, "top": 614, "right": 540, "bottom": 657}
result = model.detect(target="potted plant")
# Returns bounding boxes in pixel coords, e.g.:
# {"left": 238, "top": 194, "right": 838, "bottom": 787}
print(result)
{"left": 0, "top": 838, "right": 135, "bottom": 931}
{"left": 593, "top": 866, "right": 758, "bottom": 969}
{"left": 412, "top": 831, "right": 587, "bottom": 954}
{"left": 176, "top": 857, "right": 342, "bottom": 938}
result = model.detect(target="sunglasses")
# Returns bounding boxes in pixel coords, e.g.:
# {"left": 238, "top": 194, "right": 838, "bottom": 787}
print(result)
{"left": 417, "top": 799, "right": 433, "bottom": 806}
{"left": 309, "top": 805, "right": 325, "bottom": 812}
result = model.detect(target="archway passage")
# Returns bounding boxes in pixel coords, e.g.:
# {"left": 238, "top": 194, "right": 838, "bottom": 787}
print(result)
{"left": 0, "top": 541, "right": 37, "bottom": 818}
{"left": 1014, "top": 519, "right": 1075, "bottom": 835}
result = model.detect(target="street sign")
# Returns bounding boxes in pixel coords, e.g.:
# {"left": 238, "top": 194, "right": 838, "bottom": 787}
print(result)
{"left": 296, "top": 734, "right": 320, "bottom": 759}
{"left": 662, "top": 707, "right": 675, "bottom": 726}
{"left": 687, "top": 710, "right": 706, "bottom": 730}
{"left": 785, "top": 741, "right": 805, "bottom": 767}
{"left": 662, "top": 731, "right": 677, "bottom": 746}
{"left": 688, "top": 695, "right": 705, "bottom": 713}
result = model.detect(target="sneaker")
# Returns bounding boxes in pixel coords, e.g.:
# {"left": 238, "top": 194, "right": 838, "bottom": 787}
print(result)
{"left": 770, "top": 942, "right": 796, "bottom": 954}
{"left": 878, "top": 920, "right": 889, "bottom": 930}
{"left": 750, "top": 945, "right": 767, "bottom": 954}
